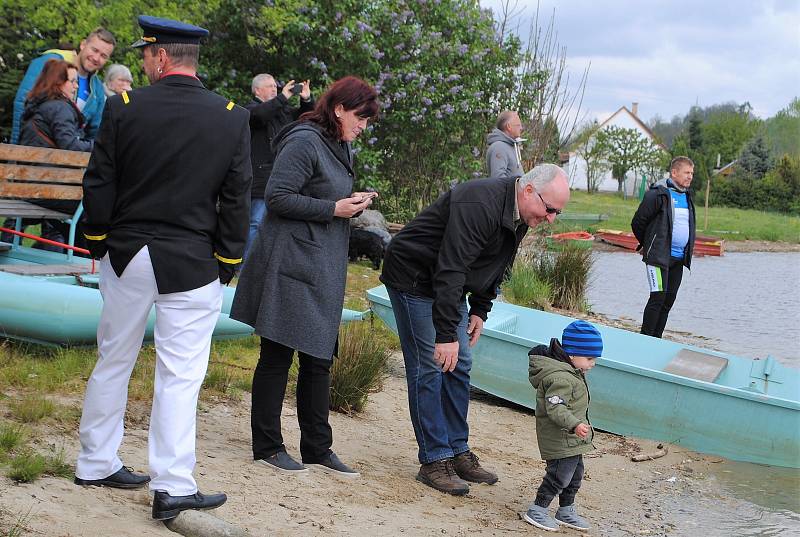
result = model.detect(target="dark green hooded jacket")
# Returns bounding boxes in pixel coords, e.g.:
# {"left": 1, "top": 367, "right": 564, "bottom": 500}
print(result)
{"left": 528, "top": 339, "right": 595, "bottom": 460}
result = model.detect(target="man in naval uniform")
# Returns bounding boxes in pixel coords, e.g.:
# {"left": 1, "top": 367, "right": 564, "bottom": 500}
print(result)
{"left": 74, "top": 15, "right": 251, "bottom": 521}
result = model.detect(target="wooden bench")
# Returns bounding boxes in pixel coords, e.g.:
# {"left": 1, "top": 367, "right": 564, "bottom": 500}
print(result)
{"left": 0, "top": 143, "right": 90, "bottom": 256}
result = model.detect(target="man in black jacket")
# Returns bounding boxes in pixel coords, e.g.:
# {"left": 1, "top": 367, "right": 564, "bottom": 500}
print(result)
{"left": 75, "top": 15, "right": 251, "bottom": 521}
{"left": 631, "top": 156, "right": 696, "bottom": 338}
{"left": 244, "top": 74, "right": 313, "bottom": 259}
{"left": 381, "top": 164, "right": 570, "bottom": 495}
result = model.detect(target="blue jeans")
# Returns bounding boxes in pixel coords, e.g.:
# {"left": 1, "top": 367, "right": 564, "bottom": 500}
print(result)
{"left": 387, "top": 286, "right": 473, "bottom": 464}
{"left": 244, "top": 198, "right": 267, "bottom": 262}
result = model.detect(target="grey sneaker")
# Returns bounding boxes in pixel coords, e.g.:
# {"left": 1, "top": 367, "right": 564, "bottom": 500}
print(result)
{"left": 523, "top": 504, "right": 559, "bottom": 531}
{"left": 306, "top": 452, "right": 360, "bottom": 477}
{"left": 555, "top": 504, "right": 590, "bottom": 531}
{"left": 255, "top": 451, "right": 308, "bottom": 474}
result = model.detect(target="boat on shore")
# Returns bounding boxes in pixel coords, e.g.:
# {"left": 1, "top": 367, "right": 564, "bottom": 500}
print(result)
{"left": 0, "top": 242, "right": 366, "bottom": 346}
{"left": 367, "top": 285, "right": 800, "bottom": 468}
{"left": 546, "top": 231, "right": 594, "bottom": 250}
{"left": 595, "top": 228, "right": 724, "bottom": 256}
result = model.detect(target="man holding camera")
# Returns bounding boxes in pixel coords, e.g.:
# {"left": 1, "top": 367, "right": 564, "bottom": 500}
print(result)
{"left": 244, "top": 75, "right": 314, "bottom": 259}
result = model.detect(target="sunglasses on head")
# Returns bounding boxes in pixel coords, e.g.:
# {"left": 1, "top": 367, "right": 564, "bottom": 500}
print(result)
{"left": 537, "top": 192, "right": 561, "bottom": 215}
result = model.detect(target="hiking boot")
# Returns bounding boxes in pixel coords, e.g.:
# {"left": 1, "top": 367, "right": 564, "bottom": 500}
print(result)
{"left": 555, "top": 504, "right": 590, "bottom": 531}
{"left": 452, "top": 450, "right": 498, "bottom": 484}
{"left": 523, "top": 504, "right": 559, "bottom": 531}
{"left": 255, "top": 451, "right": 308, "bottom": 474}
{"left": 416, "top": 459, "right": 469, "bottom": 496}
{"left": 305, "top": 452, "right": 360, "bottom": 478}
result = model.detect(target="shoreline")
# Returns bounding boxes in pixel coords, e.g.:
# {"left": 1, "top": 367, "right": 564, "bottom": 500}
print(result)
{"left": 1, "top": 352, "right": 795, "bottom": 536}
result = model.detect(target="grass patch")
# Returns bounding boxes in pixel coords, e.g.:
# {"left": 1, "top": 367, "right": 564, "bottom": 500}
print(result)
{"left": 345, "top": 262, "right": 400, "bottom": 351}
{"left": 0, "top": 423, "right": 27, "bottom": 459}
{"left": 330, "top": 321, "right": 391, "bottom": 414}
{"left": 1, "top": 507, "right": 33, "bottom": 537}
{"left": 7, "top": 449, "right": 46, "bottom": 483}
{"left": 559, "top": 190, "right": 800, "bottom": 243}
{"left": 503, "top": 260, "right": 552, "bottom": 310}
{"left": 10, "top": 395, "right": 55, "bottom": 423}
{"left": 42, "top": 445, "right": 73, "bottom": 478}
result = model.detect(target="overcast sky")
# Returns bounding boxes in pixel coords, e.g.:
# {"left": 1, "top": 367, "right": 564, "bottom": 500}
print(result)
{"left": 479, "top": 0, "right": 800, "bottom": 124}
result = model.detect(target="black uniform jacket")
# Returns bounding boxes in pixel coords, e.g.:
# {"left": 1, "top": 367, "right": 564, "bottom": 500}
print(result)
{"left": 380, "top": 176, "right": 528, "bottom": 343}
{"left": 81, "top": 75, "right": 252, "bottom": 294}
{"left": 631, "top": 179, "right": 695, "bottom": 270}
{"left": 244, "top": 94, "right": 314, "bottom": 200}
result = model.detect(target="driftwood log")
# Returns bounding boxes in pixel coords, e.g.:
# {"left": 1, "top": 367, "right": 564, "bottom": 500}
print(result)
{"left": 631, "top": 443, "right": 668, "bottom": 462}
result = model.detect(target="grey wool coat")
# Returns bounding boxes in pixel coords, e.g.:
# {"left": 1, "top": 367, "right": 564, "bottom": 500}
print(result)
{"left": 230, "top": 121, "right": 355, "bottom": 360}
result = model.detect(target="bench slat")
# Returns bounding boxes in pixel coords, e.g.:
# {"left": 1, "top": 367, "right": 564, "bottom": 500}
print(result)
{"left": 0, "top": 163, "right": 84, "bottom": 184}
{"left": 0, "top": 200, "right": 70, "bottom": 219}
{"left": 0, "top": 143, "right": 90, "bottom": 167}
{"left": 0, "top": 182, "right": 82, "bottom": 200}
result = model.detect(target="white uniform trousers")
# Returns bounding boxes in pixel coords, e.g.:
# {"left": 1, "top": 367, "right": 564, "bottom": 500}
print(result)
{"left": 75, "top": 246, "right": 223, "bottom": 495}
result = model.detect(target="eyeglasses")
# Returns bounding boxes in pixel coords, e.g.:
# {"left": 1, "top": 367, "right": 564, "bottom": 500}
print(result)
{"left": 67, "top": 78, "right": 78, "bottom": 85}
{"left": 537, "top": 192, "right": 561, "bottom": 215}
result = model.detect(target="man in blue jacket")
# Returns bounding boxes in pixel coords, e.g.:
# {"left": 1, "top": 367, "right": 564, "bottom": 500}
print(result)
{"left": 12, "top": 27, "right": 116, "bottom": 144}
{"left": 631, "top": 156, "right": 696, "bottom": 338}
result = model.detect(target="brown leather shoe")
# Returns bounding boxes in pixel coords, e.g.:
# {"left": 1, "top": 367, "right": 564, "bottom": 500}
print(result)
{"left": 453, "top": 451, "right": 498, "bottom": 484}
{"left": 416, "top": 459, "right": 470, "bottom": 496}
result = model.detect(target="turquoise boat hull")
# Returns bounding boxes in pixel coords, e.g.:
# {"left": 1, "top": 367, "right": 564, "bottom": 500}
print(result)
{"left": 367, "top": 285, "right": 800, "bottom": 468}
{"left": 0, "top": 245, "right": 366, "bottom": 346}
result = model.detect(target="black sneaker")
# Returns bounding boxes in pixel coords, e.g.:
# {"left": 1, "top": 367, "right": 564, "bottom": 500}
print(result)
{"left": 255, "top": 451, "right": 308, "bottom": 474}
{"left": 305, "top": 452, "right": 360, "bottom": 477}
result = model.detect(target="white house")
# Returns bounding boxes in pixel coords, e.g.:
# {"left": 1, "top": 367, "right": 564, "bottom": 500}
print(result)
{"left": 566, "top": 103, "right": 666, "bottom": 195}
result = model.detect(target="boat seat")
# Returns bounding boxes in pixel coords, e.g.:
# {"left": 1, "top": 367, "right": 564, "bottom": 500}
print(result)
{"left": 0, "top": 199, "right": 70, "bottom": 220}
{"left": 484, "top": 310, "right": 518, "bottom": 334}
{"left": 663, "top": 349, "right": 728, "bottom": 382}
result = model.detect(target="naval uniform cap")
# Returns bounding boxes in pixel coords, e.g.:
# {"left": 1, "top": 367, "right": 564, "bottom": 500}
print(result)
{"left": 131, "top": 15, "right": 209, "bottom": 48}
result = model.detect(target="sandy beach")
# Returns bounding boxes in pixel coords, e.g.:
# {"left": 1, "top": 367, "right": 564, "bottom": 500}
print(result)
{"left": 0, "top": 350, "right": 755, "bottom": 537}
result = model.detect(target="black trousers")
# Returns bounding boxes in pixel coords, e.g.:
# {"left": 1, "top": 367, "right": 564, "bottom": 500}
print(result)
{"left": 251, "top": 337, "right": 333, "bottom": 463}
{"left": 534, "top": 455, "right": 584, "bottom": 508}
{"left": 641, "top": 257, "right": 685, "bottom": 338}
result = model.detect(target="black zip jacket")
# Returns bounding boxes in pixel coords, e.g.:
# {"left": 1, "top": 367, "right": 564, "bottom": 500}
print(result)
{"left": 631, "top": 178, "right": 695, "bottom": 270}
{"left": 244, "top": 94, "right": 314, "bottom": 200}
{"left": 380, "top": 176, "right": 528, "bottom": 343}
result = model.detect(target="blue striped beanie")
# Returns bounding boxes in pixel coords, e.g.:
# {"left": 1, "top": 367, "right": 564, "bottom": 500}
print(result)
{"left": 561, "top": 320, "right": 603, "bottom": 358}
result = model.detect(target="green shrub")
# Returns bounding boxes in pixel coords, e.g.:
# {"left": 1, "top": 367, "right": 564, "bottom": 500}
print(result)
{"left": 329, "top": 321, "right": 390, "bottom": 414}
{"left": 549, "top": 244, "right": 594, "bottom": 311}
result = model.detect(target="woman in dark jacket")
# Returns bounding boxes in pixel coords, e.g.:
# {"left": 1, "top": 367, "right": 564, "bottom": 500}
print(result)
{"left": 231, "top": 76, "right": 379, "bottom": 476}
{"left": 16, "top": 59, "right": 92, "bottom": 251}
{"left": 19, "top": 59, "right": 93, "bottom": 152}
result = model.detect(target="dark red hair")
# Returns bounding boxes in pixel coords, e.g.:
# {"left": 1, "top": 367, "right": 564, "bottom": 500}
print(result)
{"left": 300, "top": 76, "right": 379, "bottom": 140}
{"left": 27, "top": 59, "right": 77, "bottom": 102}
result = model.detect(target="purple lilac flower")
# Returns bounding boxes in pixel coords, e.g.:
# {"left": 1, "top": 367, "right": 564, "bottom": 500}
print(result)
{"left": 473, "top": 91, "right": 484, "bottom": 98}
{"left": 394, "top": 43, "right": 405, "bottom": 51}
{"left": 442, "top": 104, "right": 454, "bottom": 115}
{"left": 449, "top": 85, "right": 462, "bottom": 95}
{"left": 422, "top": 97, "right": 432, "bottom": 106}
{"left": 399, "top": 54, "right": 410, "bottom": 61}
{"left": 429, "top": 31, "right": 442, "bottom": 39}
{"left": 368, "top": 137, "right": 378, "bottom": 145}
{"left": 372, "top": 50, "right": 385, "bottom": 60}
{"left": 356, "top": 21, "right": 372, "bottom": 33}
{"left": 458, "top": 44, "right": 469, "bottom": 54}
{"left": 446, "top": 74, "right": 461, "bottom": 82}
{"left": 435, "top": 111, "right": 443, "bottom": 119}
{"left": 472, "top": 147, "right": 480, "bottom": 157}
{"left": 301, "top": 23, "right": 311, "bottom": 31}
{"left": 342, "top": 27, "right": 352, "bottom": 39}
{"left": 335, "top": 11, "right": 342, "bottom": 21}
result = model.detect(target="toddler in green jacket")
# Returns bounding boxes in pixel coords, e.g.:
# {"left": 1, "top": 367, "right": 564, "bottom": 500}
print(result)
{"left": 524, "top": 320, "right": 603, "bottom": 532}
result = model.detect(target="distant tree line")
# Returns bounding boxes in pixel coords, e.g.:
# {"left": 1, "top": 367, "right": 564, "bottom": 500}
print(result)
{"left": 650, "top": 99, "right": 800, "bottom": 214}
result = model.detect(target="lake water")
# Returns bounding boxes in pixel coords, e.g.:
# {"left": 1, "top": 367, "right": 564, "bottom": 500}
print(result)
{"left": 586, "top": 251, "right": 800, "bottom": 367}
{"left": 586, "top": 250, "right": 800, "bottom": 534}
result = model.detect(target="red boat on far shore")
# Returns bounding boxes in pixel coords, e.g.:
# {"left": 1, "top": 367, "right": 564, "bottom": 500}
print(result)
{"left": 594, "top": 229, "right": 724, "bottom": 257}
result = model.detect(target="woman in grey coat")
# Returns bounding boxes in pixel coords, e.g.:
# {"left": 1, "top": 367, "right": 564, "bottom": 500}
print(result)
{"left": 231, "top": 76, "right": 379, "bottom": 476}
